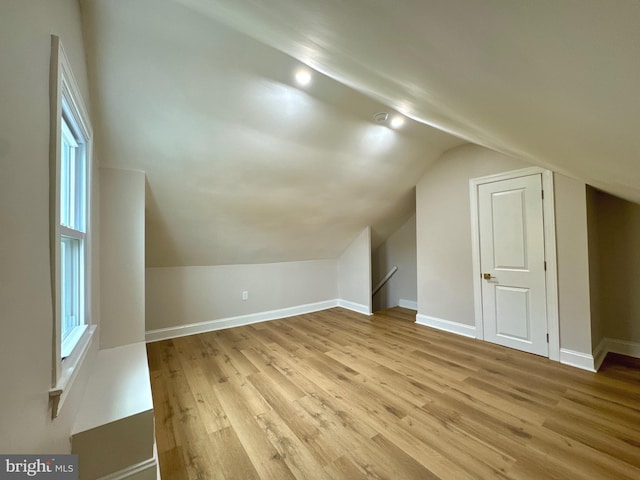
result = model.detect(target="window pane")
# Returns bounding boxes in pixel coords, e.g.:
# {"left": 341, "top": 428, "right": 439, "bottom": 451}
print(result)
{"left": 60, "top": 140, "right": 71, "bottom": 227}
{"left": 60, "top": 116, "right": 85, "bottom": 231}
{"left": 61, "top": 236, "right": 83, "bottom": 345}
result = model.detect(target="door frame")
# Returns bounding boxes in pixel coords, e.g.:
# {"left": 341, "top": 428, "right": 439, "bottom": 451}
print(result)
{"left": 469, "top": 167, "right": 560, "bottom": 361}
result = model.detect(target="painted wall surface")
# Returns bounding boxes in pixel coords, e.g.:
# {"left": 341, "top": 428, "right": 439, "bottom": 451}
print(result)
{"left": 0, "top": 0, "right": 99, "bottom": 452}
{"left": 146, "top": 260, "right": 338, "bottom": 331}
{"left": 416, "top": 144, "right": 595, "bottom": 356}
{"left": 586, "top": 186, "right": 604, "bottom": 350}
{"left": 372, "top": 214, "right": 417, "bottom": 311}
{"left": 72, "top": 343, "right": 154, "bottom": 479}
{"left": 100, "top": 168, "right": 146, "bottom": 348}
{"left": 337, "top": 227, "right": 372, "bottom": 313}
{"left": 587, "top": 187, "right": 640, "bottom": 345}
{"left": 416, "top": 144, "right": 530, "bottom": 326}
{"left": 553, "top": 174, "right": 592, "bottom": 354}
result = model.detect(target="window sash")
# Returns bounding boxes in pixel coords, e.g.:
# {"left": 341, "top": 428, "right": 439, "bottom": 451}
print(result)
{"left": 60, "top": 235, "right": 84, "bottom": 359}
{"left": 57, "top": 86, "right": 88, "bottom": 362}
{"left": 60, "top": 115, "right": 85, "bottom": 233}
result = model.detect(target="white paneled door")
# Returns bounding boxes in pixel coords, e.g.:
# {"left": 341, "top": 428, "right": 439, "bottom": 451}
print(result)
{"left": 478, "top": 174, "right": 548, "bottom": 356}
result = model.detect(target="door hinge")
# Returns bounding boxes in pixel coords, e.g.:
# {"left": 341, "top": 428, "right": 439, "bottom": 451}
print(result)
{"left": 546, "top": 333, "right": 549, "bottom": 343}
{"left": 544, "top": 261, "right": 547, "bottom": 271}
{"left": 542, "top": 189, "right": 544, "bottom": 200}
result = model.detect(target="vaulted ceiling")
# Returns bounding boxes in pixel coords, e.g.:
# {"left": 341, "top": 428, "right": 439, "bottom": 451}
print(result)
{"left": 82, "top": 0, "right": 640, "bottom": 267}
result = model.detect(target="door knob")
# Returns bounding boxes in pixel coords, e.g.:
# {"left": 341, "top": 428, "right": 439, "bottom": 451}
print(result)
{"left": 483, "top": 273, "right": 495, "bottom": 280}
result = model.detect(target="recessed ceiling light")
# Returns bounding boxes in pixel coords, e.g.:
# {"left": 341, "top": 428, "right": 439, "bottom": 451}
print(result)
{"left": 390, "top": 115, "right": 405, "bottom": 129}
{"left": 373, "top": 112, "right": 389, "bottom": 123}
{"left": 294, "top": 69, "right": 312, "bottom": 86}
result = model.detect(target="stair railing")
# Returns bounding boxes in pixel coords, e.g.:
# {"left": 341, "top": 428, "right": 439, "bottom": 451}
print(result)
{"left": 372, "top": 265, "right": 398, "bottom": 297}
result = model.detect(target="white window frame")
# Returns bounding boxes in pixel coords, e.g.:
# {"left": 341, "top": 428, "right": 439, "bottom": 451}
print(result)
{"left": 49, "top": 36, "right": 96, "bottom": 418}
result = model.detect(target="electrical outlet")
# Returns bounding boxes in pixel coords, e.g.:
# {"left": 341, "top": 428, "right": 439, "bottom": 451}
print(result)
{"left": 242, "top": 291, "right": 249, "bottom": 301}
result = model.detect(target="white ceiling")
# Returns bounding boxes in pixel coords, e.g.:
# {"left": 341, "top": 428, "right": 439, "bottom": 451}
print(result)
{"left": 82, "top": 0, "right": 640, "bottom": 267}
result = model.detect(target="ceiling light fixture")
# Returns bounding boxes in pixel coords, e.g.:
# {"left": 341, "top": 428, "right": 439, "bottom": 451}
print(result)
{"left": 390, "top": 115, "right": 405, "bottom": 129}
{"left": 294, "top": 69, "right": 312, "bottom": 86}
{"left": 373, "top": 112, "right": 389, "bottom": 123}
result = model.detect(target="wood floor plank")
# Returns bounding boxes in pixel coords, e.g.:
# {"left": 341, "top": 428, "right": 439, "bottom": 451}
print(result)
{"left": 399, "top": 411, "right": 515, "bottom": 479}
{"left": 254, "top": 408, "right": 334, "bottom": 480}
{"left": 325, "top": 348, "right": 438, "bottom": 408}
{"left": 173, "top": 336, "right": 231, "bottom": 435}
{"left": 323, "top": 456, "right": 370, "bottom": 480}
{"left": 148, "top": 370, "right": 178, "bottom": 453}
{"left": 561, "top": 388, "right": 640, "bottom": 427}
{"left": 157, "top": 446, "right": 189, "bottom": 480}
{"left": 148, "top": 307, "right": 640, "bottom": 479}
{"left": 247, "top": 372, "right": 328, "bottom": 465}
{"left": 181, "top": 435, "right": 225, "bottom": 480}
{"left": 155, "top": 339, "right": 211, "bottom": 449}
{"left": 214, "top": 380, "right": 297, "bottom": 480}
{"left": 209, "top": 427, "right": 261, "bottom": 480}
{"left": 368, "top": 433, "right": 441, "bottom": 480}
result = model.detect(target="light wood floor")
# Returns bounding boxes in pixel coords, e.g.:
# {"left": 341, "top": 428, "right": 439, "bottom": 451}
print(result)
{"left": 147, "top": 307, "right": 640, "bottom": 480}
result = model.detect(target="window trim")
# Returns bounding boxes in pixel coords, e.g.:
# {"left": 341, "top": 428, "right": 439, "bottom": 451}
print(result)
{"left": 49, "top": 35, "right": 96, "bottom": 418}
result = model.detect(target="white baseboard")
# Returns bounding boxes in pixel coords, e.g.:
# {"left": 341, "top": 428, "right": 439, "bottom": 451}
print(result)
{"left": 398, "top": 299, "right": 418, "bottom": 310}
{"left": 607, "top": 338, "right": 640, "bottom": 358}
{"left": 415, "top": 314, "right": 476, "bottom": 338}
{"left": 146, "top": 300, "right": 339, "bottom": 343}
{"left": 559, "top": 348, "right": 596, "bottom": 372}
{"left": 98, "top": 455, "right": 158, "bottom": 480}
{"left": 593, "top": 337, "right": 608, "bottom": 371}
{"left": 592, "top": 337, "right": 640, "bottom": 371}
{"left": 337, "top": 299, "right": 372, "bottom": 316}
{"left": 146, "top": 299, "right": 373, "bottom": 343}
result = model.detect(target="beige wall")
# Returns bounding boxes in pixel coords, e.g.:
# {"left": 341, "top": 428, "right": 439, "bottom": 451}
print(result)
{"left": 146, "top": 227, "right": 374, "bottom": 331}
{"left": 372, "top": 214, "right": 417, "bottom": 311}
{"left": 337, "top": 227, "right": 372, "bottom": 313}
{"left": 553, "top": 174, "right": 592, "bottom": 354}
{"left": 416, "top": 145, "right": 594, "bottom": 356}
{"left": 100, "top": 168, "right": 146, "bottom": 348}
{"left": 71, "top": 343, "right": 155, "bottom": 479}
{"left": 587, "top": 187, "right": 640, "bottom": 345}
{"left": 146, "top": 260, "right": 338, "bottom": 331}
{"left": 0, "top": 0, "right": 99, "bottom": 452}
{"left": 586, "top": 186, "right": 605, "bottom": 349}
{"left": 416, "top": 144, "right": 531, "bottom": 326}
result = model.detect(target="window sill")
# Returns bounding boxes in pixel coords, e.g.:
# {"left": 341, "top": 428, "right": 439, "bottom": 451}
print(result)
{"left": 61, "top": 324, "right": 88, "bottom": 359}
{"left": 49, "top": 324, "right": 97, "bottom": 419}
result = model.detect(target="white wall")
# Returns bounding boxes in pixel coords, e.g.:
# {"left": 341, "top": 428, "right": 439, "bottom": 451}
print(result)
{"left": 553, "top": 173, "right": 592, "bottom": 354}
{"left": 0, "top": 0, "right": 99, "bottom": 453}
{"left": 416, "top": 144, "right": 594, "bottom": 357}
{"left": 146, "top": 227, "right": 375, "bottom": 334}
{"left": 372, "top": 214, "right": 417, "bottom": 311}
{"left": 100, "top": 168, "right": 146, "bottom": 348}
{"left": 587, "top": 187, "right": 640, "bottom": 347}
{"left": 416, "top": 144, "right": 531, "bottom": 326}
{"left": 146, "top": 260, "right": 338, "bottom": 331}
{"left": 586, "top": 186, "right": 605, "bottom": 351}
{"left": 337, "top": 227, "right": 372, "bottom": 314}
{"left": 72, "top": 343, "right": 155, "bottom": 479}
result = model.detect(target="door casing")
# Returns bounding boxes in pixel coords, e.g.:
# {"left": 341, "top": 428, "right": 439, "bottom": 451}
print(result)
{"left": 470, "top": 167, "right": 560, "bottom": 361}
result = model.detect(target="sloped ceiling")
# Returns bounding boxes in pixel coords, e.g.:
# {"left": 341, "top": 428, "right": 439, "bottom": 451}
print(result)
{"left": 174, "top": 0, "right": 640, "bottom": 201}
{"left": 81, "top": 0, "right": 464, "bottom": 267}
{"left": 83, "top": 0, "right": 640, "bottom": 267}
